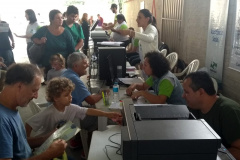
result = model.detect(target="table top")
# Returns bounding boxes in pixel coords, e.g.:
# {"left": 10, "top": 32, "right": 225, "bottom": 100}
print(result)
{"left": 88, "top": 125, "right": 234, "bottom": 160}
{"left": 88, "top": 125, "right": 122, "bottom": 160}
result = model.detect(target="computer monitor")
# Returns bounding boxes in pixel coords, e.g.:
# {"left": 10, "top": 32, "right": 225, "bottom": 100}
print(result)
{"left": 90, "top": 20, "right": 99, "bottom": 31}
{"left": 98, "top": 47, "right": 126, "bottom": 86}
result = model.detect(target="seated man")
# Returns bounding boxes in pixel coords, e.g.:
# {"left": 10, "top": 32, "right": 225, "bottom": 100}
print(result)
{"left": 61, "top": 52, "right": 104, "bottom": 130}
{"left": 0, "top": 63, "right": 67, "bottom": 160}
{"left": 62, "top": 52, "right": 102, "bottom": 106}
{"left": 182, "top": 71, "right": 240, "bottom": 160}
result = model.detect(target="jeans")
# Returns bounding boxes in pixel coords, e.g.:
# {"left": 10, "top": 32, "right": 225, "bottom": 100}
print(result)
{"left": 0, "top": 49, "right": 15, "bottom": 67}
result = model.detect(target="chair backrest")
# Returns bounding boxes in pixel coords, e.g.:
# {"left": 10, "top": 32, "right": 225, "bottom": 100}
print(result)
{"left": 166, "top": 52, "right": 178, "bottom": 70}
{"left": 18, "top": 100, "right": 42, "bottom": 124}
{"left": 160, "top": 49, "right": 167, "bottom": 57}
{"left": 158, "top": 42, "right": 170, "bottom": 56}
{"left": 211, "top": 77, "right": 218, "bottom": 94}
{"left": 184, "top": 59, "right": 200, "bottom": 75}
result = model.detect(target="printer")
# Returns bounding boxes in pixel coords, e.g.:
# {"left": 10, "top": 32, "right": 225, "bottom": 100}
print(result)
{"left": 90, "top": 30, "right": 109, "bottom": 52}
{"left": 121, "top": 99, "right": 222, "bottom": 160}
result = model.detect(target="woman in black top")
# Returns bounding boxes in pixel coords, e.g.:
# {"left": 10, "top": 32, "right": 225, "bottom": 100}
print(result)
{"left": 81, "top": 13, "right": 90, "bottom": 55}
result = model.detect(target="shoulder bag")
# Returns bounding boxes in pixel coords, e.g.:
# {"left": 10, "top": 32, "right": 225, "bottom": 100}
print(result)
{"left": 29, "top": 26, "right": 48, "bottom": 64}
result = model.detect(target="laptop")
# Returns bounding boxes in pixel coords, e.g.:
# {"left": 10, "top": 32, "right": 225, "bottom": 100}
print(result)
{"left": 90, "top": 20, "right": 99, "bottom": 31}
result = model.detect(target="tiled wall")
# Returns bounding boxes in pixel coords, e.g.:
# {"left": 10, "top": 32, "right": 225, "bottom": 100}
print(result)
{"left": 123, "top": 0, "right": 240, "bottom": 103}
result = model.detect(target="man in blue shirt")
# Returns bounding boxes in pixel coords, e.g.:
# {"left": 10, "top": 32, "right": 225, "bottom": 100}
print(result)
{"left": 62, "top": 52, "right": 103, "bottom": 131}
{"left": 62, "top": 52, "right": 102, "bottom": 106}
{"left": 0, "top": 63, "right": 67, "bottom": 160}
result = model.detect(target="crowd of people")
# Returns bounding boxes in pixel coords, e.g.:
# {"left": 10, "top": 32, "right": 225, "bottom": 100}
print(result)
{"left": 0, "top": 3, "right": 240, "bottom": 160}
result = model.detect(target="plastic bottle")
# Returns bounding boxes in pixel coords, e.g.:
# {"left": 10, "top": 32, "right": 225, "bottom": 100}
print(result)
{"left": 113, "top": 81, "right": 119, "bottom": 103}
{"left": 117, "top": 65, "right": 122, "bottom": 78}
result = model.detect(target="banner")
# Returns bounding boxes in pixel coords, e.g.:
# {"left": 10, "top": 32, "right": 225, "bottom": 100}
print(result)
{"left": 205, "top": 0, "right": 229, "bottom": 82}
{"left": 229, "top": 0, "right": 240, "bottom": 72}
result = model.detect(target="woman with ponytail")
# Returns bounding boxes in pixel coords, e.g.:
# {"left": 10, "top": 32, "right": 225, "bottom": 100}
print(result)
{"left": 118, "top": 9, "right": 159, "bottom": 62}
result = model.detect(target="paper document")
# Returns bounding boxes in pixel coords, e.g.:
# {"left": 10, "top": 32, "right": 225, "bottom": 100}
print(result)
{"left": 118, "top": 78, "right": 143, "bottom": 85}
{"left": 34, "top": 121, "right": 80, "bottom": 155}
{"left": 133, "top": 96, "right": 148, "bottom": 104}
{"left": 109, "top": 102, "right": 122, "bottom": 109}
{"left": 98, "top": 41, "right": 124, "bottom": 46}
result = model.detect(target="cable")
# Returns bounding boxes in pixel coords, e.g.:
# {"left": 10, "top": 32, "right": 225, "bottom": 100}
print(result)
{"left": 108, "top": 133, "right": 121, "bottom": 146}
{"left": 103, "top": 133, "right": 122, "bottom": 160}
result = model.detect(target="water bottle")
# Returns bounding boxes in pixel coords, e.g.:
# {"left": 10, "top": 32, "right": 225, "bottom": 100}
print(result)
{"left": 113, "top": 82, "right": 119, "bottom": 103}
{"left": 117, "top": 65, "right": 122, "bottom": 78}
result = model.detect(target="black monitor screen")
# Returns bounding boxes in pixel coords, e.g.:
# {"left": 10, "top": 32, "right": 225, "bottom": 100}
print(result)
{"left": 98, "top": 47, "right": 126, "bottom": 85}
{"left": 90, "top": 20, "right": 99, "bottom": 31}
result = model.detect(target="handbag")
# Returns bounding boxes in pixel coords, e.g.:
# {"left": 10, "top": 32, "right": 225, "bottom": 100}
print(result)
{"left": 29, "top": 26, "right": 48, "bottom": 64}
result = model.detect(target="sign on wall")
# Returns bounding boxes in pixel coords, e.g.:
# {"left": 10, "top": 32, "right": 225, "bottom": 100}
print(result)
{"left": 205, "top": 0, "right": 229, "bottom": 82}
{"left": 229, "top": 0, "right": 240, "bottom": 72}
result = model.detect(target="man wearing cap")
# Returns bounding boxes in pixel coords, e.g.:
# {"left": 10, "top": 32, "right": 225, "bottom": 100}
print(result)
{"left": 102, "top": 3, "right": 118, "bottom": 30}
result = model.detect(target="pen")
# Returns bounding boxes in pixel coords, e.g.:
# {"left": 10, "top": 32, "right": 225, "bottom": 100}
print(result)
{"left": 102, "top": 91, "right": 105, "bottom": 105}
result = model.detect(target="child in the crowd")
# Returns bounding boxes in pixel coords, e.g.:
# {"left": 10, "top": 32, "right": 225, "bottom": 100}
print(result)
{"left": 25, "top": 77, "right": 122, "bottom": 137}
{"left": 46, "top": 54, "right": 67, "bottom": 82}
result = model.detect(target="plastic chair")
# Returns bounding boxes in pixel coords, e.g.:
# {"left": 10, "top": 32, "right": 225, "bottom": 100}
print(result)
{"left": 166, "top": 52, "right": 178, "bottom": 70}
{"left": 174, "top": 59, "right": 200, "bottom": 82}
{"left": 211, "top": 77, "right": 218, "bottom": 94}
{"left": 18, "top": 100, "right": 42, "bottom": 124}
{"left": 160, "top": 49, "right": 167, "bottom": 57}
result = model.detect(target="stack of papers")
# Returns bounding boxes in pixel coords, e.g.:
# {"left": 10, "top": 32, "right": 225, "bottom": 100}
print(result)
{"left": 109, "top": 102, "right": 122, "bottom": 109}
{"left": 126, "top": 66, "right": 136, "bottom": 75}
{"left": 34, "top": 121, "right": 80, "bottom": 155}
{"left": 97, "top": 41, "right": 124, "bottom": 46}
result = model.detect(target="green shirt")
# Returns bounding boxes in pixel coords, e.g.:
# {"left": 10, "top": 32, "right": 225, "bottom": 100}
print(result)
{"left": 62, "top": 21, "right": 85, "bottom": 47}
{"left": 190, "top": 94, "right": 240, "bottom": 148}
{"left": 31, "top": 26, "right": 75, "bottom": 67}
{"left": 133, "top": 39, "right": 139, "bottom": 47}
{"left": 146, "top": 76, "right": 174, "bottom": 97}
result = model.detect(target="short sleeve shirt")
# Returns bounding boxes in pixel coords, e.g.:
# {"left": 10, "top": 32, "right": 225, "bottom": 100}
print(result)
{"left": 31, "top": 26, "right": 75, "bottom": 67}
{"left": 0, "top": 104, "right": 32, "bottom": 159}
{"left": 146, "top": 76, "right": 174, "bottom": 97}
{"left": 63, "top": 21, "right": 85, "bottom": 47}
{"left": 0, "top": 21, "right": 12, "bottom": 50}
{"left": 26, "top": 22, "right": 40, "bottom": 43}
{"left": 26, "top": 104, "right": 88, "bottom": 136}
{"left": 190, "top": 94, "right": 240, "bottom": 148}
{"left": 61, "top": 69, "right": 91, "bottom": 106}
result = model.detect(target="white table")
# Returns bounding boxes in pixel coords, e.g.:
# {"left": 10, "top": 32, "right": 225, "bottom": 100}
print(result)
{"left": 95, "top": 86, "right": 131, "bottom": 131}
{"left": 88, "top": 125, "right": 122, "bottom": 160}
{"left": 88, "top": 125, "right": 231, "bottom": 160}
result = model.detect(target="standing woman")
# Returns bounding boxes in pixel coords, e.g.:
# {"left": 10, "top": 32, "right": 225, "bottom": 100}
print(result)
{"left": 32, "top": 9, "right": 75, "bottom": 79}
{"left": 15, "top": 9, "right": 40, "bottom": 63}
{"left": 111, "top": 14, "right": 129, "bottom": 47}
{"left": 118, "top": 9, "right": 159, "bottom": 62}
{"left": 81, "top": 13, "right": 90, "bottom": 55}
